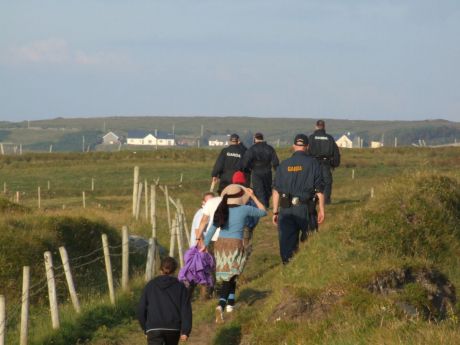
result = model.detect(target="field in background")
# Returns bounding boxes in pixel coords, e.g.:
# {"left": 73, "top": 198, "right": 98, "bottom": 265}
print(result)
{"left": 0, "top": 146, "right": 459, "bottom": 344}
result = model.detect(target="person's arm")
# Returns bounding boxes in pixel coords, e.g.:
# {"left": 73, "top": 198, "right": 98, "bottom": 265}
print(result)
{"left": 195, "top": 214, "right": 209, "bottom": 248}
{"left": 211, "top": 150, "right": 226, "bottom": 178}
{"left": 244, "top": 187, "right": 265, "bottom": 212}
{"left": 272, "top": 189, "right": 280, "bottom": 226}
{"left": 240, "top": 147, "right": 253, "bottom": 172}
{"left": 180, "top": 285, "right": 192, "bottom": 339}
{"left": 316, "top": 192, "right": 325, "bottom": 224}
{"left": 271, "top": 148, "right": 280, "bottom": 170}
{"left": 137, "top": 286, "right": 148, "bottom": 333}
{"left": 203, "top": 223, "right": 218, "bottom": 247}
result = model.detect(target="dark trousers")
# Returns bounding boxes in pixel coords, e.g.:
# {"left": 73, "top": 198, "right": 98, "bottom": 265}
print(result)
{"left": 320, "top": 163, "right": 333, "bottom": 204}
{"left": 306, "top": 200, "right": 318, "bottom": 232}
{"left": 278, "top": 205, "right": 309, "bottom": 263}
{"left": 147, "top": 330, "right": 180, "bottom": 345}
{"left": 219, "top": 276, "right": 237, "bottom": 307}
{"left": 251, "top": 170, "right": 272, "bottom": 207}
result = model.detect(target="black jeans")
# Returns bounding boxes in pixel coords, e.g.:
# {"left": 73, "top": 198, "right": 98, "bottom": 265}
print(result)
{"left": 147, "top": 330, "right": 180, "bottom": 345}
{"left": 251, "top": 170, "right": 272, "bottom": 207}
{"left": 278, "top": 205, "right": 309, "bottom": 263}
{"left": 320, "top": 163, "right": 333, "bottom": 204}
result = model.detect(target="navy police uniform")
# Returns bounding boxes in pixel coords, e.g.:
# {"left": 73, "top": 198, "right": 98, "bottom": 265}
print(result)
{"left": 211, "top": 134, "right": 247, "bottom": 193}
{"left": 241, "top": 133, "right": 279, "bottom": 207}
{"left": 308, "top": 125, "right": 340, "bottom": 204}
{"left": 273, "top": 135, "right": 323, "bottom": 264}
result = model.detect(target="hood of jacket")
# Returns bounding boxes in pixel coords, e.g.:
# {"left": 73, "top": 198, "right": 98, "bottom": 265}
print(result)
{"left": 152, "top": 275, "right": 179, "bottom": 290}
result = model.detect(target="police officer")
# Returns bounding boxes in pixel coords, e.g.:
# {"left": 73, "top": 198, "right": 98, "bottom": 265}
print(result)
{"left": 211, "top": 133, "right": 246, "bottom": 193}
{"left": 240, "top": 132, "right": 279, "bottom": 207}
{"left": 308, "top": 120, "right": 340, "bottom": 204}
{"left": 272, "top": 134, "right": 325, "bottom": 264}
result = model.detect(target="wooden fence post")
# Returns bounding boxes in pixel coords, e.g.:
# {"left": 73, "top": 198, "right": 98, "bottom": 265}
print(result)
{"left": 102, "top": 234, "right": 115, "bottom": 304}
{"left": 169, "top": 218, "right": 177, "bottom": 257}
{"left": 47, "top": 180, "right": 50, "bottom": 190}
{"left": 82, "top": 191, "right": 86, "bottom": 208}
{"left": 59, "top": 247, "right": 81, "bottom": 313}
{"left": 2, "top": 182, "right": 5, "bottom": 194}
{"left": 144, "top": 180, "right": 149, "bottom": 221}
{"left": 91, "top": 178, "right": 95, "bottom": 191}
{"left": 164, "top": 185, "right": 172, "bottom": 231}
{"left": 150, "top": 185, "right": 157, "bottom": 238}
{"left": 20, "top": 266, "right": 30, "bottom": 345}
{"left": 176, "top": 214, "right": 184, "bottom": 268}
{"left": 122, "top": 226, "right": 129, "bottom": 291}
{"left": 371, "top": 187, "right": 375, "bottom": 198}
{"left": 135, "top": 183, "right": 143, "bottom": 221}
{"left": 44, "top": 251, "right": 60, "bottom": 329}
{"left": 0, "top": 143, "right": 4, "bottom": 155}
{"left": 132, "top": 166, "right": 139, "bottom": 216}
{"left": 16, "top": 191, "right": 19, "bottom": 203}
{"left": 178, "top": 200, "right": 190, "bottom": 244}
{"left": 49, "top": 144, "right": 53, "bottom": 153}
{"left": 0, "top": 295, "right": 5, "bottom": 345}
{"left": 145, "top": 238, "right": 155, "bottom": 282}
{"left": 352, "top": 169, "right": 355, "bottom": 180}
{"left": 38, "top": 186, "right": 41, "bottom": 209}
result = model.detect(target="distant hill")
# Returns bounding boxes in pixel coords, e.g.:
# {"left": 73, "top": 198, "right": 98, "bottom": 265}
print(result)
{"left": 0, "top": 116, "right": 458, "bottom": 152}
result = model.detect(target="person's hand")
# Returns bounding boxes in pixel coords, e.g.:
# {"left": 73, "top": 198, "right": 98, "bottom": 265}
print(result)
{"left": 212, "top": 176, "right": 218, "bottom": 183}
{"left": 317, "top": 209, "right": 325, "bottom": 224}
{"left": 180, "top": 334, "right": 188, "bottom": 342}
{"left": 244, "top": 187, "right": 255, "bottom": 198}
{"left": 272, "top": 214, "right": 278, "bottom": 226}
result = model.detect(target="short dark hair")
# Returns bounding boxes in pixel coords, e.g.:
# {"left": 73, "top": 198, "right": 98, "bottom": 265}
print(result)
{"left": 316, "top": 120, "right": 325, "bottom": 129}
{"left": 160, "top": 256, "right": 178, "bottom": 275}
{"left": 254, "top": 132, "right": 264, "bottom": 140}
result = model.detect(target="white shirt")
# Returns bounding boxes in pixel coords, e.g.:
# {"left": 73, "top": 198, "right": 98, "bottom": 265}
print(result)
{"left": 202, "top": 196, "right": 222, "bottom": 241}
{"left": 190, "top": 208, "right": 203, "bottom": 247}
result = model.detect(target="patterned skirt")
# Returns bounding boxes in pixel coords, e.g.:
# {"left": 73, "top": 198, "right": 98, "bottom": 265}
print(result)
{"left": 214, "top": 238, "right": 246, "bottom": 282}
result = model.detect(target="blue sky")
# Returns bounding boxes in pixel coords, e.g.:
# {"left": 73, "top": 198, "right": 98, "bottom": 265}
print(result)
{"left": 1, "top": 0, "right": 459, "bottom": 122}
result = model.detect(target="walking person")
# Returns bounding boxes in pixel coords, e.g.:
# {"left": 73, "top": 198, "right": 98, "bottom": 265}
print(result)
{"left": 272, "top": 134, "right": 325, "bottom": 264}
{"left": 138, "top": 257, "right": 192, "bottom": 345}
{"left": 200, "top": 184, "right": 267, "bottom": 323}
{"left": 308, "top": 120, "right": 341, "bottom": 204}
{"left": 190, "top": 192, "right": 216, "bottom": 247}
{"left": 211, "top": 133, "right": 246, "bottom": 193}
{"left": 240, "top": 132, "right": 279, "bottom": 207}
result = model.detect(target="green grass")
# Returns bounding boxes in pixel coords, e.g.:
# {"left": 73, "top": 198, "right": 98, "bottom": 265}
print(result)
{"left": 0, "top": 146, "right": 459, "bottom": 344}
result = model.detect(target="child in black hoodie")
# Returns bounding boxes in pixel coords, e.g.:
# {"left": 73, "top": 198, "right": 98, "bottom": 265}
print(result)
{"left": 138, "top": 257, "right": 192, "bottom": 344}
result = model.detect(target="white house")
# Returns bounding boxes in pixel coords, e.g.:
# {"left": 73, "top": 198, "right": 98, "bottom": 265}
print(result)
{"left": 208, "top": 134, "right": 230, "bottom": 146}
{"left": 102, "top": 131, "right": 120, "bottom": 145}
{"left": 370, "top": 141, "right": 383, "bottom": 148}
{"left": 335, "top": 132, "right": 365, "bottom": 148}
{"left": 127, "top": 130, "right": 175, "bottom": 146}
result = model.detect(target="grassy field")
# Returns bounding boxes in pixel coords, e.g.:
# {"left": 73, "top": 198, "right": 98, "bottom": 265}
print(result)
{"left": 0, "top": 146, "right": 459, "bottom": 344}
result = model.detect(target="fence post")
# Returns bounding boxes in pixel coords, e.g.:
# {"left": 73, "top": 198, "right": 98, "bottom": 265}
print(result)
{"left": 144, "top": 180, "right": 149, "bottom": 221}
{"left": 176, "top": 214, "right": 184, "bottom": 268}
{"left": 101, "top": 234, "right": 115, "bottom": 305}
{"left": 164, "top": 185, "right": 172, "bottom": 231}
{"left": 49, "top": 144, "right": 53, "bottom": 153}
{"left": 371, "top": 187, "right": 375, "bottom": 198}
{"left": 47, "top": 180, "right": 50, "bottom": 190}
{"left": 0, "top": 295, "right": 5, "bottom": 345}
{"left": 132, "top": 166, "right": 139, "bottom": 216}
{"left": 91, "top": 178, "right": 95, "bottom": 191}
{"left": 352, "top": 169, "right": 355, "bottom": 180}
{"left": 178, "top": 200, "right": 190, "bottom": 244}
{"left": 16, "top": 191, "right": 19, "bottom": 203}
{"left": 3, "top": 182, "right": 6, "bottom": 194}
{"left": 20, "top": 266, "right": 30, "bottom": 345}
{"left": 169, "top": 218, "right": 177, "bottom": 257}
{"left": 59, "top": 247, "right": 81, "bottom": 313}
{"left": 145, "top": 238, "right": 155, "bottom": 282}
{"left": 38, "top": 186, "right": 41, "bottom": 209}
{"left": 82, "top": 191, "right": 86, "bottom": 208}
{"left": 135, "top": 183, "right": 143, "bottom": 221}
{"left": 150, "top": 185, "right": 157, "bottom": 238}
{"left": 44, "top": 251, "right": 60, "bottom": 329}
{"left": 122, "top": 226, "right": 129, "bottom": 291}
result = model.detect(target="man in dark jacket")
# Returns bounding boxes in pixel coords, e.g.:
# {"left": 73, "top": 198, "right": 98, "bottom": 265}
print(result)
{"left": 308, "top": 120, "right": 340, "bottom": 204}
{"left": 211, "top": 133, "right": 246, "bottom": 193}
{"left": 138, "top": 257, "right": 192, "bottom": 345}
{"left": 240, "top": 132, "right": 279, "bottom": 207}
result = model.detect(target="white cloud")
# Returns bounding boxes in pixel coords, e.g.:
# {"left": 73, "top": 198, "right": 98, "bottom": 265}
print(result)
{"left": 3, "top": 38, "right": 132, "bottom": 68}
{"left": 11, "top": 38, "right": 70, "bottom": 63}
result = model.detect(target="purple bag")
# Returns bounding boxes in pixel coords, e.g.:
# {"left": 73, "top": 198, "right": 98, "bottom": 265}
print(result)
{"left": 178, "top": 246, "right": 215, "bottom": 287}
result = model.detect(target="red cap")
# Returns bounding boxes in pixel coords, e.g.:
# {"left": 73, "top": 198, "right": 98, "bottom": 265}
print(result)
{"left": 232, "top": 171, "right": 246, "bottom": 185}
